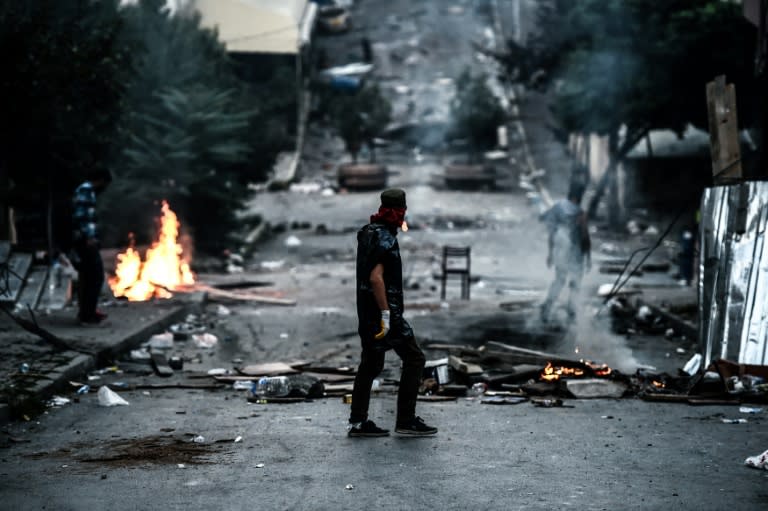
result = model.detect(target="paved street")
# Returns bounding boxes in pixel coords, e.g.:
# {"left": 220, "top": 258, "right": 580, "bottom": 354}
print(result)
{"left": 1, "top": 1, "right": 767, "bottom": 509}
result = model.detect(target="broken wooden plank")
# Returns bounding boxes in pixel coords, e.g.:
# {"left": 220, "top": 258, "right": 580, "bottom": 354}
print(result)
{"left": 484, "top": 341, "right": 560, "bottom": 360}
{"left": 238, "top": 362, "right": 300, "bottom": 377}
{"left": 448, "top": 355, "right": 484, "bottom": 375}
{"left": 301, "top": 372, "right": 355, "bottom": 383}
{"left": 706, "top": 75, "right": 742, "bottom": 182}
{"left": 422, "top": 342, "right": 473, "bottom": 352}
{"left": 298, "top": 365, "right": 356, "bottom": 375}
{"left": 417, "top": 395, "right": 458, "bottom": 402}
{"left": 214, "top": 375, "right": 257, "bottom": 382}
{"left": 484, "top": 390, "right": 526, "bottom": 397}
{"left": 193, "top": 284, "right": 296, "bottom": 306}
{"left": 133, "top": 382, "right": 225, "bottom": 390}
{"left": 247, "top": 396, "right": 307, "bottom": 404}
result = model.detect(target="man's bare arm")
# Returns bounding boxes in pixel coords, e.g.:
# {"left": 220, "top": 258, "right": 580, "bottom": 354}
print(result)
{"left": 369, "top": 263, "right": 388, "bottom": 311}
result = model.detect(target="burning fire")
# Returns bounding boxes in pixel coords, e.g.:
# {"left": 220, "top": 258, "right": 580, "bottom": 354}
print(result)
{"left": 651, "top": 380, "right": 666, "bottom": 389}
{"left": 541, "top": 362, "right": 585, "bottom": 382}
{"left": 585, "top": 361, "right": 612, "bottom": 377}
{"left": 109, "top": 201, "right": 194, "bottom": 301}
{"left": 540, "top": 360, "right": 614, "bottom": 382}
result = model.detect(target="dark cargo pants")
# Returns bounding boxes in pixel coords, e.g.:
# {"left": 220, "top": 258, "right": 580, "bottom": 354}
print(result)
{"left": 349, "top": 333, "right": 426, "bottom": 425}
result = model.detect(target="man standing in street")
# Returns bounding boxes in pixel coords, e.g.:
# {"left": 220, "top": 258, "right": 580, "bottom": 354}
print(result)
{"left": 540, "top": 182, "right": 591, "bottom": 322}
{"left": 348, "top": 189, "right": 437, "bottom": 437}
{"left": 71, "top": 169, "right": 111, "bottom": 324}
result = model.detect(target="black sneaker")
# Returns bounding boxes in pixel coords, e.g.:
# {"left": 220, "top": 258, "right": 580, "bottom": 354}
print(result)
{"left": 348, "top": 420, "right": 390, "bottom": 437}
{"left": 395, "top": 416, "right": 437, "bottom": 436}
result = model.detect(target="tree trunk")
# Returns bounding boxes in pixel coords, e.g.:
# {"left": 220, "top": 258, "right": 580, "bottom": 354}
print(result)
{"left": 587, "top": 130, "right": 619, "bottom": 221}
{"left": 587, "top": 158, "right": 616, "bottom": 220}
{"left": 587, "top": 127, "right": 648, "bottom": 225}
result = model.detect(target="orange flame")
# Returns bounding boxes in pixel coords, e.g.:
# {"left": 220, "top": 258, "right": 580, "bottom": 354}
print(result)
{"left": 586, "top": 361, "right": 613, "bottom": 377}
{"left": 109, "top": 201, "right": 194, "bottom": 301}
{"left": 541, "top": 362, "right": 585, "bottom": 382}
{"left": 651, "top": 380, "right": 665, "bottom": 389}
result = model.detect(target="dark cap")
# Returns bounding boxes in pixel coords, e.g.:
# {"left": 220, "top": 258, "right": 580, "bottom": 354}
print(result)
{"left": 380, "top": 188, "right": 406, "bottom": 208}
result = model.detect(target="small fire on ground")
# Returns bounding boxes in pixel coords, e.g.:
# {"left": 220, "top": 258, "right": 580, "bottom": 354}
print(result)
{"left": 540, "top": 361, "right": 613, "bottom": 382}
{"left": 109, "top": 201, "right": 194, "bottom": 301}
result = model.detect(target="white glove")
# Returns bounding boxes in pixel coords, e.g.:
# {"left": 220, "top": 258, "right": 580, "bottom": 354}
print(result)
{"left": 374, "top": 310, "right": 390, "bottom": 340}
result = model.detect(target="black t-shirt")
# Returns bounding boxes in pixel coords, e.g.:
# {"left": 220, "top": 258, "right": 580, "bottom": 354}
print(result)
{"left": 356, "top": 223, "right": 412, "bottom": 341}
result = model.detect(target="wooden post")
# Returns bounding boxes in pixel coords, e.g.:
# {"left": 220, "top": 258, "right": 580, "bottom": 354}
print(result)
{"left": 706, "top": 75, "right": 742, "bottom": 183}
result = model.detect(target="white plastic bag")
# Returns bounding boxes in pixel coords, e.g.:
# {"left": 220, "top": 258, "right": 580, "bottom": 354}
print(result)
{"left": 192, "top": 333, "right": 218, "bottom": 349}
{"left": 745, "top": 449, "right": 768, "bottom": 470}
{"left": 98, "top": 385, "right": 130, "bottom": 407}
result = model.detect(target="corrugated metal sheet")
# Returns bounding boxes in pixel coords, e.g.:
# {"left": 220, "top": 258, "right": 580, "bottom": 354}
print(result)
{"left": 699, "top": 182, "right": 768, "bottom": 366}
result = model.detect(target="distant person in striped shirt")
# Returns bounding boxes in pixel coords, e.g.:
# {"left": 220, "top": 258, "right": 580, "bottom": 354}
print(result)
{"left": 71, "top": 169, "right": 111, "bottom": 324}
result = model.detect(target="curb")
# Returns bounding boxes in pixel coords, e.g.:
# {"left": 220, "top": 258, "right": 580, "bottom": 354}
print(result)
{"left": 96, "top": 304, "right": 194, "bottom": 366}
{"left": 2, "top": 301, "right": 199, "bottom": 424}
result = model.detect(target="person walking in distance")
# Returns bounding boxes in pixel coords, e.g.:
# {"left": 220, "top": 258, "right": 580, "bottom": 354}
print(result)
{"left": 540, "top": 182, "right": 591, "bottom": 322}
{"left": 348, "top": 189, "right": 437, "bottom": 437}
{"left": 71, "top": 169, "right": 111, "bottom": 324}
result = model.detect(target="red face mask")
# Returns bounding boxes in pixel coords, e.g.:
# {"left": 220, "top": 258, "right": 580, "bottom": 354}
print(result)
{"left": 370, "top": 206, "right": 406, "bottom": 228}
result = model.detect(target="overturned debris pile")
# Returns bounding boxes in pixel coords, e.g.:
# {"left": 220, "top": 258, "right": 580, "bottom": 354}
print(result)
{"left": 419, "top": 340, "right": 768, "bottom": 406}
{"left": 420, "top": 340, "right": 631, "bottom": 400}
{"left": 638, "top": 358, "right": 768, "bottom": 405}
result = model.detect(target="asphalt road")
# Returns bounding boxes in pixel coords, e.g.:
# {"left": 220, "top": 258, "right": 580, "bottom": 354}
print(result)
{"left": 2, "top": 388, "right": 766, "bottom": 510}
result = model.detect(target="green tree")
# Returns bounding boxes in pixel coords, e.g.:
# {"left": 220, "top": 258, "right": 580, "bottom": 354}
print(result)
{"left": 329, "top": 84, "right": 392, "bottom": 163}
{"left": 449, "top": 69, "right": 506, "bottom": 161}
{"left": 499, "top": 0, "right": 757, "bottom": 224}
{"left": 102, "top": 0, "right": 279, "bottom": 252}
{"left": 0, "top": 0, "right": 130, "bottom": 251}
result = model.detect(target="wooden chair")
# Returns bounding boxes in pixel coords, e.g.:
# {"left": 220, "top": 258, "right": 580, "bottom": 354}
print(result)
{"left": 441, "top": 246, "right": 471, "bottom": 300}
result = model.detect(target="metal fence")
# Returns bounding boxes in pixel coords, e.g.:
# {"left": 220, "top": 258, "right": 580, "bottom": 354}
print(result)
{"left": 699, "top": 181, "right": 768, "bottom": 366}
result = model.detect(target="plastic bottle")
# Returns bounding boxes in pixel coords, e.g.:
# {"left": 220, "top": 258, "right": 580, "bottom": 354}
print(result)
{"left": 469, "top": 382, "right": 487, "bottom": 397}
{"left": 253, "top": 376, "right": 291, "bottom": 398}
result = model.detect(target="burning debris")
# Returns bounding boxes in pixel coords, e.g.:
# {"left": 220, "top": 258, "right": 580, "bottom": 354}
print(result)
{"left": 110, "top": 201, "right": 195, "bottom": 301}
